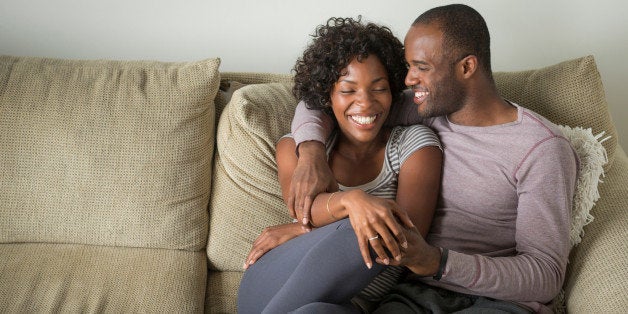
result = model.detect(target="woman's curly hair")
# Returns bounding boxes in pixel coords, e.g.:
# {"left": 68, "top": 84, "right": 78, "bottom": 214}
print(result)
{"left": 292, "top": 17, "right": 407, "bottom": 113}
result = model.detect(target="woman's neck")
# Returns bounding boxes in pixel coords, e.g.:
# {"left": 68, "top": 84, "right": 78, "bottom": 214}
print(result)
{"left": 333, "top": 129, "right": 388, "bottom": 162}
{"left": 329, "top": 128, "right": 389, "bottom": 187}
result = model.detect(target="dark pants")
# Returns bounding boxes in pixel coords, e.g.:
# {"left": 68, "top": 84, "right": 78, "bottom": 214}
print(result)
{"left": 374, "top": 281, "right": 532, "bottom": 314}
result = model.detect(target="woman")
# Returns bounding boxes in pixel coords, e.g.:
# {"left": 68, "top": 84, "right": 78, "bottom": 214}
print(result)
{"left": 237, "top": 17, "right": 442, "bottom": 313}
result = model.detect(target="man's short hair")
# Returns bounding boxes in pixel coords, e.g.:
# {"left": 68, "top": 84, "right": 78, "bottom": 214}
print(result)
{"left": 413, "top": 4, "right": 492, "bottom": 77}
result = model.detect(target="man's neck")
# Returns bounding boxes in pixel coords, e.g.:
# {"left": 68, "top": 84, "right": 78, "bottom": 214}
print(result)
{"left": 447, "top": 82, "right": 517, "bottom": 127}
{"left": 448, "top": 98, "right": 517, "bottom": 126}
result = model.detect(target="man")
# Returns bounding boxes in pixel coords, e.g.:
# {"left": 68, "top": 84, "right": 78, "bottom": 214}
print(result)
{"left": 289, "top": 4, "right": 578, "bottom": 313}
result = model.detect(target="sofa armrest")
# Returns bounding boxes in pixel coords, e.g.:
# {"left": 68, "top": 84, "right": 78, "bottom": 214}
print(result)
{"left": 564, "top": 145, "right": 628, "bottom": 312}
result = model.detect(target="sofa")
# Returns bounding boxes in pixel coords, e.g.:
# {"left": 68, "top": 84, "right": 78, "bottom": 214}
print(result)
{"left": 0, "top": 54, "right": 626, "bottom": 313}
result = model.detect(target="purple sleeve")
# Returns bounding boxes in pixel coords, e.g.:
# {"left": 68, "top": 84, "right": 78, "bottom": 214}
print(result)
{"left": 440, "top": 137, "right": 577, "bottom": 303}
{"left": 291, "top": 101, "right": 333, "bottom": 147}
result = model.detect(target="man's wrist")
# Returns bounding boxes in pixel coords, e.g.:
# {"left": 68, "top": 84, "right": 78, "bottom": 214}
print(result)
{"left": 417, "top": 245, "right": 443, "bottom": 278}
{"left": 432, "top": 247, "right": 449, "bottom": 281}
{"left": 296, "top": 141, "right": 326, "bottom": 159}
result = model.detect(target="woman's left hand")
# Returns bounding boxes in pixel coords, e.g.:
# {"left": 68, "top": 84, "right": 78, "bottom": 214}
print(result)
{"left": 342, "top": 190, "right": 413, "bottom": 269}
{"left": 243, "top": 222, "right": 308, "bottom": 269}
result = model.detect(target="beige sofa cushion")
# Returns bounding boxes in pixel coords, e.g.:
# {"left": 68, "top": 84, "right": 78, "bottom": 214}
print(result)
{"left": 0, "top": 56, "right": 220, "bottom": 250}
{"left": 0, "top": 243, "right": 206, "bottom": 312}
{"left": 495, "top": 55, "right": 617, "bottom": 171}
{"left": 207, "top": 83, "right": 295, "bottom": 271}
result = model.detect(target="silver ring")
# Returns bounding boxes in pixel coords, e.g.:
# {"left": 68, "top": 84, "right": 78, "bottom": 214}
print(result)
{"left": 368, "top": 234, "right": 380, "bottom": 241}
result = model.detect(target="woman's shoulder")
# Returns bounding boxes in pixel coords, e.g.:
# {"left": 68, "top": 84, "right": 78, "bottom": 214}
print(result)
{"left": 389, "top": 124, "right": 441, "bottom": 152}
{"left": 392, "top": 124, "right": 438, "bottom": 139}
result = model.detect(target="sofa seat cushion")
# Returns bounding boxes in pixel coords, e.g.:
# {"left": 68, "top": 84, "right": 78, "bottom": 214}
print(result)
{"left": 0, "top": 243, "right": 207, "bottom": 312}
{"left": 205, "top": 270, "right": 243, "bottom": 314}
{"left": 0, "top": 56, "right": 220, "bottom": 250}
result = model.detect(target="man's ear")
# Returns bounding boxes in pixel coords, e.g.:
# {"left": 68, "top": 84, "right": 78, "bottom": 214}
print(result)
{"left": 459, "top": 55, "right": 478, "bottom": 78}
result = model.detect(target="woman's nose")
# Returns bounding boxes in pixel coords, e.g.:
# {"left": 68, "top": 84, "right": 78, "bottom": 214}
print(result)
{"left": 355, "top": 90, "right": 374, "bottom": 106}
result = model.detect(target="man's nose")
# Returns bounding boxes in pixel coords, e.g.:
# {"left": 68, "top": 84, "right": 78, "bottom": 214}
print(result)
{"left": 405, "top": 70, "right": 419, "bottom": 87}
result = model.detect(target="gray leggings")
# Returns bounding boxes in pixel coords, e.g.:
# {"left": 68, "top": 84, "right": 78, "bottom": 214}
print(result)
{"left": 237, "top": 219, "right": 385, "bottom": 313}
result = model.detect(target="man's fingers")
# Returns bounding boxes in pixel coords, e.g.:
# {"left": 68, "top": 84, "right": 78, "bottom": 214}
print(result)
{"left": 302, "top": 195, "right": 313, "bottom": 227}
{"left": 287, "top": 193, "right": 296, "bottom": 219}
{"left": 294, "top": 184, "right": 305, "bottom": 221}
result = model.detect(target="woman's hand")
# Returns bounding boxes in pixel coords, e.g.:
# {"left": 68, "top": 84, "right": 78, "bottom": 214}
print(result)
{"left": 342, "top": 190, "right": 415, "bottom": 269}
{"left": 244, "top": 222, "right": 307, "bottom": 269}
{"left": 288, "top": 141, "right": 338, "bottom": 228}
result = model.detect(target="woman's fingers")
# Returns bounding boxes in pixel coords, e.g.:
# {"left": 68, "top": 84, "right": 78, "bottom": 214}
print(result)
{"left": 244, "top": 223, "right": 305, "bottom": 270}
{"left": 354, "top": 224, "right": 393, "bottom": 268}
{"left": 245, "top": 244, "right": 267, "bottom": 269}
{"left": 374, "top": 225, "right": 401, "bottom": 262}
{"left": 381, "top": 213, "right": 407, "bottom": 259}
{"left": 356, "top": 233, "right": 375, "bottom": 269}
{"left": 367, "top": 233, "right": 392, "bottom": 265}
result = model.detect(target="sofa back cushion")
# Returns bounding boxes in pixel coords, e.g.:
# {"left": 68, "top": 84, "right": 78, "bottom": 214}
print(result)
{"left": 207, "top": 82, "right": 294, "bottom": 271}
{"left": 0, "top": 56, "right": 220, "bottom": 250}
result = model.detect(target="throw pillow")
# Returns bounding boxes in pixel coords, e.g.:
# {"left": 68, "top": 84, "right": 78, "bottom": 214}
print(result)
{"left": 558, "top": 125, "right": 608, "bottom": 247}
{"left": 207, "top": 82, "right": 295, "bottom": 271}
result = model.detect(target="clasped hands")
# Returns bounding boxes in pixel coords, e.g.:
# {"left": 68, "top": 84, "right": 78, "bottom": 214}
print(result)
{"left": 285, "top": 144, "right": 440, "bottom": 276}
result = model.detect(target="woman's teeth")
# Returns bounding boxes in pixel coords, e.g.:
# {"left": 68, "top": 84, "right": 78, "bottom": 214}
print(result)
{"left": 351, "top": 115, "right": 376, "bottom": 125}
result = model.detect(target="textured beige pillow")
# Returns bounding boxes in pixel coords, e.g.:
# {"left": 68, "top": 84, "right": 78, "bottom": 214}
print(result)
{"left": 495, "top": 55, "right": 617, "bottom": 172}
{"left": 207, "top": 83, "right": 295, "bottom": 271}
{"left": 0, "top": 56, "right": 220, "bottom": 251}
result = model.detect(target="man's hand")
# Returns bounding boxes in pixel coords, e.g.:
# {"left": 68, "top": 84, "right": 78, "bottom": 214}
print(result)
{"left": 378, "top": 224, "right": 441, "bottom": 277}
{"left": 288, "top": 141, "right": 338, "bottom": 229}
{"left": 243, "top": 222, "right": 307, "bottom": 269}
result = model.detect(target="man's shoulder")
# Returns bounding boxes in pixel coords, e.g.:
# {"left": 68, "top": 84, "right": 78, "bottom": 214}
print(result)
{"left": 517, "top": 104, "right": 567, "bottom": 139}
{"left": 513, "top": 104, "right": 576, "bottom": 162}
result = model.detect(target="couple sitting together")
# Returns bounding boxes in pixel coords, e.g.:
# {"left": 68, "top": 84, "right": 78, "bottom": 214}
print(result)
{"left": 237, "top": 4, "right": 578, "bottom": 314}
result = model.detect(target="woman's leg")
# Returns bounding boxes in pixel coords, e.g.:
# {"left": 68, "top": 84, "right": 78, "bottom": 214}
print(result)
{"left": 237, "top": 219, "right": 385, "bottom": 314}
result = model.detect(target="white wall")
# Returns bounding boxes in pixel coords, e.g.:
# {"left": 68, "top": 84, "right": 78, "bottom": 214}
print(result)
{"left": 1, "top": 0, "right": 626, "bottom": 148}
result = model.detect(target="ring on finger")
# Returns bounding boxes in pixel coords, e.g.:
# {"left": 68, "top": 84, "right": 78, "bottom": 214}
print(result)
{"left": 368, "top": 234, "right": 380, "bottom": 241}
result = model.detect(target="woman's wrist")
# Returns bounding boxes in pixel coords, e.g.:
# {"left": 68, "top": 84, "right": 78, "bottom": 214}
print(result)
{"left": 339, "top": 190, "right": 363, "bottom": 218}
